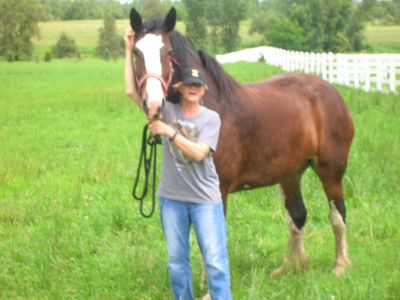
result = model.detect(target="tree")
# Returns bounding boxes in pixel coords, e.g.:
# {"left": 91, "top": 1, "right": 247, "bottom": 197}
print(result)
{"left": 38, "top": 0, "right": 62, "bottom": 20}
{"left": 142, "top": 0, "right": 169, "bottom": 19}
{"left": 182, "top": 0, "right": 208, "bottom": 48}
{"left": 266, "top": 19, "right": 308, "bottom": 51}
{"left": 52, "top": 32, "right": 79, "bottom": 58}
{"left": 219, "top": 0, "right": 246, "bottom": 52}
{"left": 206, "top": 0, "right": 222, "bottom": 53}
{"left": 183, "top": 0, "right": 246, "bottom": 53}
{"left": 96, "top": 15, "right": 123, "bottom": 61}
{"left": 251, "top": 0, "right": 371, "bottom": 53}
{"left": 0, "top": 0, "right": 45, "bottom": 61}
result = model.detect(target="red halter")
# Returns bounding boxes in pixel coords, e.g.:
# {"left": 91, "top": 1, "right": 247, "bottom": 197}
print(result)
{"left": 135, "top": 55, "right": 180, "bottom": 97}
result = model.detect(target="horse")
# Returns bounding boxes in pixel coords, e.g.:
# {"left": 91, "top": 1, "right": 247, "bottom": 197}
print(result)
{"left": 127, "top": 7, "right": 354, "bottom": 278}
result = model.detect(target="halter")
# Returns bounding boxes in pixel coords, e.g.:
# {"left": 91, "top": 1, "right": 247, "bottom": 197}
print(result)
{"left": 135, "top": 55, "right": 181, "bottom": 100}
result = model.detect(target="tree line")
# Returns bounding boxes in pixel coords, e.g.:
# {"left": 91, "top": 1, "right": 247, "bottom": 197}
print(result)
{"left": 1, "top": 0, "right": 400, "bottom": 61}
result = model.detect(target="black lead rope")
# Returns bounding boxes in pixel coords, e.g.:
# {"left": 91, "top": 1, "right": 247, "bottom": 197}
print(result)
{"left": 132, "top": 124, "right": 161, "bottom": 218}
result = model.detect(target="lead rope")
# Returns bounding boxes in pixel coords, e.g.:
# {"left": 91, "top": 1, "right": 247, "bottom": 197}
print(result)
{"left": 132, "top": 124, "right": 161, "bottom": 218}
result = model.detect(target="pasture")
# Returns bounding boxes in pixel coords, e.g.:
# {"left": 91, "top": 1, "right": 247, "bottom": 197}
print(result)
{"left": 364, "top": 25, "right": 400, "bottom": 53}
{"left": 1, "top": 59, "right": 399, "bottom": 299}
{"left": 32, "top": 20, "right": 400, "bottom": 57}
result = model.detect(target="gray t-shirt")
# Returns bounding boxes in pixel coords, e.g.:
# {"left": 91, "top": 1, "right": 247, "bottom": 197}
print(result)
{"left": 158, "top": 102, "right": 222, "bottom": 204}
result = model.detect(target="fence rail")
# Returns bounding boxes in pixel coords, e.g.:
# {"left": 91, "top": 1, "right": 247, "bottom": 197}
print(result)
{"left": 216, "top": 46, "right": 400, "bottom": 94}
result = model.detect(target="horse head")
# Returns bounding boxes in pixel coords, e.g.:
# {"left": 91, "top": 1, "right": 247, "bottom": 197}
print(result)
{"left": 130, "top": 7, "right": 177, "bottom": 120}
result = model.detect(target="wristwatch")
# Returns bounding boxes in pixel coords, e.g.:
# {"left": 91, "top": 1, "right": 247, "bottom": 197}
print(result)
{"left": 169, "top": 129, "right": 178, "bottom": 142}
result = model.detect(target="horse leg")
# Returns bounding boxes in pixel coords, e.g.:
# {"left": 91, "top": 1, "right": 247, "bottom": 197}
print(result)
{"left": 315, "top": 160, "right": 352, "bottom": 275}
{"left": 271, "top": 176, "right": 308, "bottom": 278}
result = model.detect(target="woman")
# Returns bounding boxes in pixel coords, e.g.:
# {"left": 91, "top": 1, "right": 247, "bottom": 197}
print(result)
{"left": 124, "top": 28, "right": 232, "bottom": 300}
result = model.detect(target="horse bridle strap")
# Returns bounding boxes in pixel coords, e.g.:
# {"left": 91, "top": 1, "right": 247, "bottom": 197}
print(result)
{"left": 135, "top": 55, "right": 179, "bottom": 95}
{"left": 137, "top": 70, "right": 173, "bottom": 93}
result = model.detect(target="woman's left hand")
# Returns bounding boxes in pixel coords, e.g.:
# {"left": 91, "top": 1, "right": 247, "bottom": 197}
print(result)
{"left": 148, "top": 120, "right": 174, "bottom": 138}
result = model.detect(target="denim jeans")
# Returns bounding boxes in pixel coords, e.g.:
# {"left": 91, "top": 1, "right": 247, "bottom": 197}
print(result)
{"left": 160, "top": 197, "right": 232, "bottom": 300}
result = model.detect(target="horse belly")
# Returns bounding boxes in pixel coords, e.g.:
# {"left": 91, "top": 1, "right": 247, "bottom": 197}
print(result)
{"left": 220, "top": 107, "right": 318, "bottom": 193}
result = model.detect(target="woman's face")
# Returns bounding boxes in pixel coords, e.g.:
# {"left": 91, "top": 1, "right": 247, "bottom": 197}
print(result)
{"left": 179, "top": 83, "right": 206, "bottom": 104}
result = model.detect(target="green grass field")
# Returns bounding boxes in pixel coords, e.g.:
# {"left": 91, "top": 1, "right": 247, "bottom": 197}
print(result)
{"left": 364, "top": 25, "right": 400, "bottom": 53}
{"left": 1, "top": 59, "right": 399, "bottom": 299}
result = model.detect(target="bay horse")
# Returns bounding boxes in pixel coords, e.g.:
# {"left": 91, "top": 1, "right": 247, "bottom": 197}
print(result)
{"left": 127, "top": 7, "right": 354, "bottom": 277}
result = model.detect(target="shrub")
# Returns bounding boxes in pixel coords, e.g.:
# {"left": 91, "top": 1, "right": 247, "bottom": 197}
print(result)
{"left": 266, "top": 19, "right": 307, "bottom": 51}
{"left": 44, "top": 52, "right": 52, "bottom": 62}
{"left": 96, "top": 15, "right": 123, "bottom": 61}
{"left": 6, "top": 52, "right": 15, "bottom": 62}
{"left": 52, "top": 33, "right": 79, "bottom": 58}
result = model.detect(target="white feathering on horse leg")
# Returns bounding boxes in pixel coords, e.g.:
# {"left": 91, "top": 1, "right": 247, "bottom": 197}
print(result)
{"left": 330, "top": 200, "right": 352, "bottom": 276}
{"left": 271, "top": 210, "right": 307, "bottom": 278}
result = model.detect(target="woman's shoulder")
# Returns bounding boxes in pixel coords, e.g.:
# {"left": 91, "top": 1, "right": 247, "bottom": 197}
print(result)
{"left": 165, "top": 101, "right": 179, "bottom": 111}
{"left": 201, "top": 107, "right": 221, "bottom": 125}
{"left": 164, "top": 101, "right": 180, "bottom": 119}
{"left": 203, "top": 106, "right": 220, "bottom": 118}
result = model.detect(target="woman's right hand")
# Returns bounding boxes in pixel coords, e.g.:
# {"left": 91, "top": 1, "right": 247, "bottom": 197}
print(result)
{"left": 124, "top": 27, "right": 134, "bottom": 52}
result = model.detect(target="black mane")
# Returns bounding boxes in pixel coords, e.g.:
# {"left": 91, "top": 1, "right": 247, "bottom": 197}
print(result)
{"left": 168, "top": 29, "right": 241, "bottom": 103}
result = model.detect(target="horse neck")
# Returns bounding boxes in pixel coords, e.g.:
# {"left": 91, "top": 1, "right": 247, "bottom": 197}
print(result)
{"left": 170, "top": 36, "right": 248, "bottom": 113}
{"left": 204, "top": 76, "right": 250, "bottom": 115}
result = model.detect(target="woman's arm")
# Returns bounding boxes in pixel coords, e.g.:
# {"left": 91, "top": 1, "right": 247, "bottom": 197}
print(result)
{"left": 124, "top": 27, "right": 141, "bottom": 107}
{"left": 148, "top": 120, "right": 211, "bottom": 162}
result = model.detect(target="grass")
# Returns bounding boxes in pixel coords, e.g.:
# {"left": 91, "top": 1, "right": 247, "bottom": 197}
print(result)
{"left": 1, "top": 59, "right": 400, "bottom": 299}
{"left": 364, "top": 25, "right": 400, "bottom": 43}
{"left": 364, "top": 25, "right": 400, "bottom": 53}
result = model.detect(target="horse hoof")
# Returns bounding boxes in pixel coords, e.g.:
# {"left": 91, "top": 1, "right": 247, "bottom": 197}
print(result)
{"left": 334, "top": 265, "right": 345, "bottom": 276}
{"left": 334, "top": 257, "right": 352, "bottom": 276}
{"left": 270, "top": 266, "right": 285, "bottom": 278}
{"left": 346, "top": 258, "right": 353, "bottom": 268}
{"left": 201, "top": 292, "right": 212, "bottom": 300}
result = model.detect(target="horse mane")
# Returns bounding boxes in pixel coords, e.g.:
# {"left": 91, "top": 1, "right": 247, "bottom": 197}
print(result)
{"left": 169, "top": 30, "right": 241, "bottom": 103}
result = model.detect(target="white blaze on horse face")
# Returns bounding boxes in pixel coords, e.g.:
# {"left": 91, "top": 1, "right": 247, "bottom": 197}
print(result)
{"left": 136, "top": 34, "right": 165, "bottom": 116}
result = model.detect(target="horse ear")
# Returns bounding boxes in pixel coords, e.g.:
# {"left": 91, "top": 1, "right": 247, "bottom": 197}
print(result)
{"left": 130, "top": 8, "right": 143, "bottom": 33}
{"left": 163, "top": 7, "right": 176, "bottom": 33}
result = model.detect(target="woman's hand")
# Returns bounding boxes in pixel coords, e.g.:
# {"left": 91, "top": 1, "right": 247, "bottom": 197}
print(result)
{"left": 149, "top": 120, "right": 210, "bottom": 162}
{"left": 148, "top": 120, "right": 175, "bottom": 138}
{"left": 124, "top": 27, "right": 135, "bottom": 52}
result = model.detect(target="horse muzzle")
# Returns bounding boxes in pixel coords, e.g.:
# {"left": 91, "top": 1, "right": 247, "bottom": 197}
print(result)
{"left": 142, "top": 98, "right": 165, "bottom": 120}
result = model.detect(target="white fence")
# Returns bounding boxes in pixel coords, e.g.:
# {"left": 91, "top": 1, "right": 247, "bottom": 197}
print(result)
{"left": 216, "top": 46, "right": 400, "bottom": 94}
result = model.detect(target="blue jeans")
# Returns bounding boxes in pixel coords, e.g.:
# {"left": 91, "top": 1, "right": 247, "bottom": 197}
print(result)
{"left": 160, "top": 197, "right": 232, "bottom": 300}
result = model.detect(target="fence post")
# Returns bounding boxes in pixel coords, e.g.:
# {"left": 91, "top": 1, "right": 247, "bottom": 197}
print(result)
{"left": 364, "top": 57, "right": 371, "bottom": 92}
{"left": 305, "top": 52, "right": 310, "bottom": 74}
{"left": 390, "top": 59, "right": 396, "bottom": 93}
{"left": 344, "top": 55, "right": 350, "bottom": 86}
{"left": 310, "top": 52, "right": 316, "bottom": 74}
{"left": 328, "top": 52, "right": 335, "bottom": 83}
{"left": 354, "top": 55, "right": 360, "bottom": 89}
{"left": 376, "top": 55, "right": 384, "bottom": 92}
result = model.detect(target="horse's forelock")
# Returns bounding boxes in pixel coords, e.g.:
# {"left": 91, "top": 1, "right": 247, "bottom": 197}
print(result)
{"left": 145, "top": 18, "right": 163, "bottom": 32}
